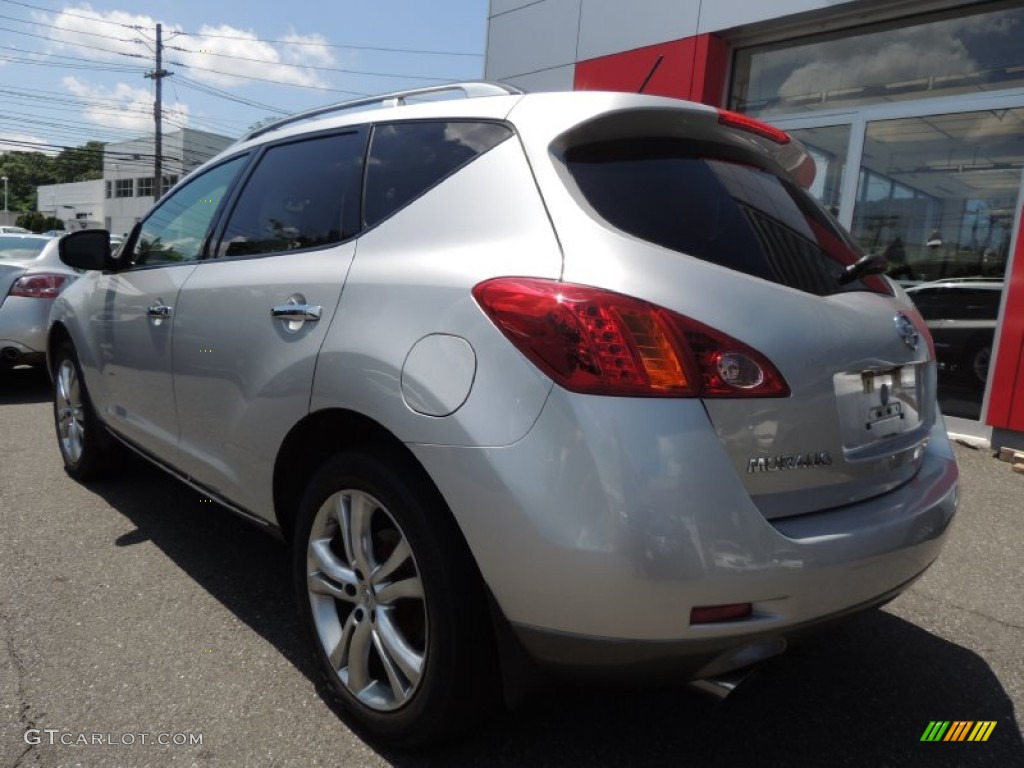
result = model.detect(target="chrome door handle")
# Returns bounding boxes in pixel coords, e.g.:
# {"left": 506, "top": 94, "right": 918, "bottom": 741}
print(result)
{"left": 146, "top": 303, "right": 172, "bottom": 318}
{"left": 271, "top": 304, "right": 322, "bottom": 322}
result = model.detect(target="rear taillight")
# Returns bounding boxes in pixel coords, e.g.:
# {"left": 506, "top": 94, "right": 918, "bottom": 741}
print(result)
{"left": 717, "top": 108, "right": 791, "bottom": 145}
{"left": 473, "top": 278, "right": 789, "bottom": 398}
{"left": 8, "top": 273, "right": 72, "bottom": 299}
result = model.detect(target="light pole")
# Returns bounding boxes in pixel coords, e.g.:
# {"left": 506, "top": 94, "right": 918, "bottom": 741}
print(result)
{"left": 1, "top": 176, "right": 7, "bottom": 212}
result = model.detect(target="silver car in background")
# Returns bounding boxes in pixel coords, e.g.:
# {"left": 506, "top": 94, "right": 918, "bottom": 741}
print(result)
{"left": 0, "top": 234, "right": 77, "bottom": 369}
{"left": 49, "top": 83, "right": 959, "bottom": 746}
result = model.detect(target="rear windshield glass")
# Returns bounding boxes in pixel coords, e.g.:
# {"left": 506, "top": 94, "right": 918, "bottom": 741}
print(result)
{"left": 566, "top": 138, "right": 890, "bottom": 296}
{"left": 0, "top": 238, "right": 48, "bottom": 261}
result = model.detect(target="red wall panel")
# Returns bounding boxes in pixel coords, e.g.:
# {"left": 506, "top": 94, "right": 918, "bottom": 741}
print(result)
{"left": 987, "top": 202, "right": 1024, "bottom": 430}
{"left": 574, "top": 34, "right": 728, "bottom": 106}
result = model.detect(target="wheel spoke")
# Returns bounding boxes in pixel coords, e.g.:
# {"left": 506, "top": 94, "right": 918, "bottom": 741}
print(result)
{"left": 371, "top": 537, "right": 411, "bottom": 587}
{"left": 309, "top": 539, "right": 357, "bottom": 591}
{"left": 372, "top": 628, "right": 411, "bottom": 703}
{"left": 344, "top": 491, "right": 375, "bottom": 579}
{"left": 329, "top": 610, "right": 359, "bottom": 672}
{"left": 375, "top": 576, "right": 424, "bottom": 604}
{"left": 346, "top": 615, "right": 373, "bottom": 694}
{"left": 308, "top": 572, "right": 355, "bottom": 601}
{"left": 374, "top": 609, "right": 424, "bottom": 685}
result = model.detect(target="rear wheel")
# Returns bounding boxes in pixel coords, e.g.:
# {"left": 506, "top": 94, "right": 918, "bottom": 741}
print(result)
{"left": 52, "top": 342, "right": 116, "bottom": 480}
{"left": 293, "top": 451, "right": 498, "bottom": 746}
{"left": 967, "top": 342, "right": 991, "bottom": 386}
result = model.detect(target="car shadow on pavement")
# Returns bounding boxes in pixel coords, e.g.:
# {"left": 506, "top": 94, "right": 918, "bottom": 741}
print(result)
{"left": 85, "top": 461, "right": 1021, "bottom": 768}
{"left": 0, "top": 366, "right": 52, "bottom": 405}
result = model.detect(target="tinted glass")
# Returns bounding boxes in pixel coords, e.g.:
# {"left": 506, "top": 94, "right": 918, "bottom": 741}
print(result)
{"left": 566, "top": 138, "right": 889, "bottom": 296}
{"left": 131, "top": 156, "right": 247, "bottom": 267}
{"left": 910, "top": 286, "right": 1001, "bottom": 320}
{"left": 217, "top": 131, "right": 364, "bottom": 258}
{"left": 364, "top": 121, "right": 513, "bottom": 227}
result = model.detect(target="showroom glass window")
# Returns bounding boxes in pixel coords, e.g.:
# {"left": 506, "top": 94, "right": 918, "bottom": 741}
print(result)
{"left": 216, "top": 131, "right": 365, "bottom": 258}
{"left": 130, "top": 155, "right": 248, "bottom": 267}
{"left": 731, "top": 2, "right": 1024, "bottom": 117}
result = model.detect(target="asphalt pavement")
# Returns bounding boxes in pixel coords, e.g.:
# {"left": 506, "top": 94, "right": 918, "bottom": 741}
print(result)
{"left": 1, "top": 365, "right": 1022, "bottom": 768}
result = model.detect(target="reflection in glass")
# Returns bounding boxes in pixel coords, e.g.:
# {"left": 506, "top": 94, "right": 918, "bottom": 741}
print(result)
{"left": 850, "top": 109, "right": 1024, "bottom": 418}
{"left": 732, "top": 3, "right": 1024, "bottom": 116}
{"left": 787, "top": 125, "right": 850, "bottom": 214}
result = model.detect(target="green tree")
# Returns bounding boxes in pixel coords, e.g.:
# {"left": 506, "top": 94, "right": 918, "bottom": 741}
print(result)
{"left": 0, "top": 140, "right": 105, "bottom": 213}
{"left": 15, "top": 211, "right": 64, "bottom": 232}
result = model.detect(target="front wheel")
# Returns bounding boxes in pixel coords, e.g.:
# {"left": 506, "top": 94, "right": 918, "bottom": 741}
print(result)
{"left": 52, "top": 342, "right": 116, "bottom": 480}
{"left": 293, "top": 451, "right": 498, "bottom": 746}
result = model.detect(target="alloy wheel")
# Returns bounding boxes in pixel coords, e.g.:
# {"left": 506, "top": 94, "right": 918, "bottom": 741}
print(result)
{"left": 306, "top": 489, "right": 427, "bottom": 712}
{"left": 55, "top": 358, "right": 85, "bottom": 464}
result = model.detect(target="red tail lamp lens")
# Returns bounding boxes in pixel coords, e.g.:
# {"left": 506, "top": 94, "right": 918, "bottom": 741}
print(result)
{"left": 717, "top": 109, "right": 791, "bottom": 145}
{"left": 8, "top": 273, "right": 71, "bottom": 299}
{"left": 472, "top": 278, "right": 789, "bottom": 398}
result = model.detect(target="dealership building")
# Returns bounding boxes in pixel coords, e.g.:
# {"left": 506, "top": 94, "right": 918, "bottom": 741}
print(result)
{"left": 486, "top": 0, "right": 1024, "bottom": 449}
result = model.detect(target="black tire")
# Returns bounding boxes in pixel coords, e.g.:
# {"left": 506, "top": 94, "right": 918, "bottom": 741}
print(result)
{"left": 293, "top": 451, "right": 498, "bottom": 747}
{"left": 52, "top": 342, "right": 117, "bottom": 480}
{"left": 965, "top": 341, "right": 992, "bottom": 386}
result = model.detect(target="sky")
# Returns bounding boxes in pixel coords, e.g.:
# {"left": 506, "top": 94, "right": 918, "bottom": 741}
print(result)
{"left": 0, "top": 0, "right": 489, "bottom": 156}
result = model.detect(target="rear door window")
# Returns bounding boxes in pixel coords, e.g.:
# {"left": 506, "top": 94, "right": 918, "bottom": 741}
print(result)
{"left": 566, "top": 138, "right": 890, "bottom": 296}
{"left": 363, "top": 121, "right": 513, "bottom": 228}
{"left": 216, "top": 130, "right": 365, "bottom": 258}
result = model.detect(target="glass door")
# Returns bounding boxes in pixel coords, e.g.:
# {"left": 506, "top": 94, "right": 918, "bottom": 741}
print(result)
{"left": 849, "top": 108, "right": 1024, "bottom": 419}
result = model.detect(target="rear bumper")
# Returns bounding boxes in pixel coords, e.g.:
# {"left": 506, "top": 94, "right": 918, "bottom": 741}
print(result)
{"left": 410, "top": 389, "right": 958, "bottom": 672}
{"left": 1, "top": 295, "right": 53, "bottom": 360}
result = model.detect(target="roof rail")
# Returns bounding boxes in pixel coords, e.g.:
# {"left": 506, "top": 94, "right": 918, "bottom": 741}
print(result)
{"left": 240, "top": 81, "right": 525, "bottom": 142}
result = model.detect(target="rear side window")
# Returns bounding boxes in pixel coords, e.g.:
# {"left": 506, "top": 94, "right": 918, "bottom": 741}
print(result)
{"left": 911, "top": 287, "right": 1000, "bottom": 320}
{"left": 363, "top": 121, "right": 513, "bottom": 227}
{"left": 566, "top": 138, "right": 890, "bottom": 296}
{"left": 217, "top": 131, "right": 364, "bottom": 258}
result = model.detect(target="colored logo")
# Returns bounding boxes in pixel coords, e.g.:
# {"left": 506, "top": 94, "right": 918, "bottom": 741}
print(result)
{"left": 921, "top": 721, "right": 996, "bottom": 742}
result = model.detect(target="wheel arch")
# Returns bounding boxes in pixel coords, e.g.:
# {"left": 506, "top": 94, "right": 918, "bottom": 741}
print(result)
{"left": 274, "top": 408, "right": 455, "bottom": 544}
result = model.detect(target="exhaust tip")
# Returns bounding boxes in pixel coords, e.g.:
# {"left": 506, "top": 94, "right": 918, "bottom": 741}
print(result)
{"left": 2, "top": 347, "right": 21, "bottom": 361}
{"left": 689, "top": 666, "right": 758, "bottom": 700}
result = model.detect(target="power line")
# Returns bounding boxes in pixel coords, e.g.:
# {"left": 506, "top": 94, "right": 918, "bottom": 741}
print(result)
{"left": 0, "top": 24, "right": 149, "bottom": 60}
{"left": 0, "top": 0, "right": 140, "bottom": 31}
{"left": 174, "top": 28, "right": 482, "bottom": 57}
{"left": 168, "top": 44, "right": 457, "bottom": 82}
{"left": 164, "top": 58, "right": 373, "bottom": 94}
{"left": 0, "top": 11, "right": 141, "bottom": 44}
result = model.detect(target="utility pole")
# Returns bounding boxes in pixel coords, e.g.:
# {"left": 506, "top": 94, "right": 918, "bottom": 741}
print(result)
{"left": 145, "top": 23, "right": 171, "bottom": 200}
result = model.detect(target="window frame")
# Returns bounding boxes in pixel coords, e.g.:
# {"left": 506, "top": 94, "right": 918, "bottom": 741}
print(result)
{"left": 121, "top": 152, "right": 252, "bottom": 271}
{"left": 209, "top": 126, "right": 370, "bottom": 263}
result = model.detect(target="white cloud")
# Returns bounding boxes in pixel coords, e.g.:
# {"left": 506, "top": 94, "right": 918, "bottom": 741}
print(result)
{"left": 184, "top": 25, "right": 335, "bottom": 88}
{"left": 63, "top": 76, "right": 189, "bottom": 131}
{"left": 36, "top": 5, "right": 337, "bottom": 89}
{"left": 0, "top": 133, "right": 57, "bottom": 155}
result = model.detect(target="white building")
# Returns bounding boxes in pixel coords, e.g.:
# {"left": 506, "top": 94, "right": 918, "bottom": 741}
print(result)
{"left": 102, "top": 128, "right": 233, "bottom": 236}
{"left": 35, "top": 179, "right": 104, "bottom": 231}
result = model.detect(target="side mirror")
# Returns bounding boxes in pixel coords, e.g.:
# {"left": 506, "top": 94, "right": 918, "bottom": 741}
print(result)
{"left": 59, "top": 229, "right": 117, "bottom": 271}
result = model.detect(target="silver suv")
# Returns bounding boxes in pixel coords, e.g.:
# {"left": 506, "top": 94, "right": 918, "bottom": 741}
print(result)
{"left": 50, "top": 83, "right": 959, "bottom": 746}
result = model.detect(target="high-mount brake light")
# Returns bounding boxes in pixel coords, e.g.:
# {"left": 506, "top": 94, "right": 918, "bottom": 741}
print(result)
{"left": 717, "top": 109, "right": 791, "bottom": 145}
{"left": 473, "top": 278, "right": 789, "bottom": 398}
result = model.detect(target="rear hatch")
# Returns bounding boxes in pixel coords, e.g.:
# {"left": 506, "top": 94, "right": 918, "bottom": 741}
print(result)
{"left": 552, "top": 106, "right": 934, "bottom": 520}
